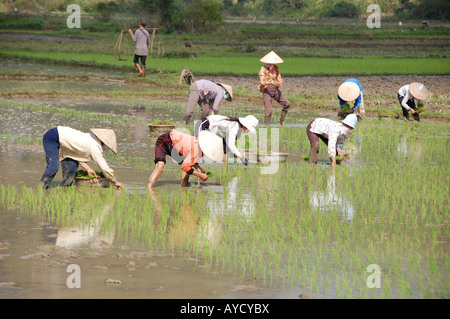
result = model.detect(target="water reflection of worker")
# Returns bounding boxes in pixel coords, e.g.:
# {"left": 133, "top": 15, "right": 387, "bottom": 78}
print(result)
{"left": 181, "top": 80, "right": 233, "bottom": 125}
{"left": 306, "top": 114, "right": 358, "bottom": 167}
{"left": 309, "top": 172, "right": 355, "bottom": 222}
{"left": 258, "top": 51, "right": 290, "bottom": 126}
{"left": 148, "top": 129, "right": 208, "bottom": 189}
{"left": 397, "top": 82, "right": 429, "bottom": 122}
{"left": 337, "top": 78, "right": 365, "bottom": 119}
{"left": 150, "top": 188, "right": 200, "bottom": 248}
{"left": 39, "top": 126, "right": 123, "bottom": 189}
{"left": 55, "top": 204, "right": 115, "bottom": 249}
{"left": 194, "top": 114, "right": 258, "bottom": 165}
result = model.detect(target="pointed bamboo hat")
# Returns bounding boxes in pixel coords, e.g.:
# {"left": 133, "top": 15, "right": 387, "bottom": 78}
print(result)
{"left": 90, "top": 128, "right": 117, "bottom": 154}
{"left": 260, "top": 51, "right": 284, "bottom": 64}
{"left": 217, "top": 83, "right": 233, "bottom": 101}
{"left": 409, "top": 82, "right": 429, "bottom": 100}
{"left": 338, "top": 82, "right": 361, "bottom": 102}
{"left": 198, "top": 130, "right": 224, "bottom": 163}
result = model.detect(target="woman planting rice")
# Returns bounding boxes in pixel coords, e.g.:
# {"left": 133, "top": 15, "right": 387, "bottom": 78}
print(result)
{"left": 194, "top": 114, "right": 259, "bottom": 165}
{"left": 39, "top": 126, "right": 123, "bottom": 189}
{"left": 306, "top": 114, "right": 358, "bottom": 167}
{"left": 148, "top": 129, "right": 209, "bottom": 189}
{"left": 397, "top": 82, "right": 429, "bottom": 122}
{"left": 337, "top": 78, "right": 365, "bottom": 119}
{"left": 258, "top": 51, "right": 291, "bottom": 126}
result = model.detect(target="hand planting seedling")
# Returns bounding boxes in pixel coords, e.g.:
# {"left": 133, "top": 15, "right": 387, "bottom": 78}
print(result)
{"left": 76, "top": 169, "right": 105, "bottom": 179}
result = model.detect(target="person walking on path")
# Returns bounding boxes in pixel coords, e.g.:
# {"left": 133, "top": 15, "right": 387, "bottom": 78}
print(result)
{"left": 40, "top": 126, "right": 123, "bottom": 189}
{"left": 337, "top": 78, "right": 366, "bottom": 119}
{"left": 258, "top": 51, "right": 291, "bottom": 126}
{"left": 128, "top": 20, "right": 150, "bottom": 77}
{"left": 306, "top": 114, "right": 358, "bottom": 167}
{"left": 194, "top": 114, "right": 259, "bottom": 165}
{"left": 148, "top": 129, "right": 209, "bottom": 189}
{"left": 181, "top": 79, "right": 233, "bottom": 125}
{"left": 397, "top": 82, "right": 429, "bottom": 122}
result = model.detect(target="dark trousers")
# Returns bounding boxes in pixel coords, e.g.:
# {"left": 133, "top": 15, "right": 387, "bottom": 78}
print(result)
{"left": 133, "top": 54, "right": 147, "bottom": 68}
{"left": 40, "top": 128, "right": 79, "bottom": 189}
{"left": 398, "top": 94, "right": 420, "bottom": 121}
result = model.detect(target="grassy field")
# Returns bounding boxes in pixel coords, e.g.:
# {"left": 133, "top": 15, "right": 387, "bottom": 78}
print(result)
{"left": 1, "top": 50, "right": 448, "bottom": 76}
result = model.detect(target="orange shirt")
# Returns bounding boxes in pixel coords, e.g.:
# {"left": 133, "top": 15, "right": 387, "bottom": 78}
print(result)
{"left": 258, "top": 64, "right": 283, "bottom": 93}
{"left": 169, "top": 129, "right": 203, "bottom": 173}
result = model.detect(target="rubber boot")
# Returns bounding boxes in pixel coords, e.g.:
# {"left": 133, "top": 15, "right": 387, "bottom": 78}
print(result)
{"left": 279, "top": 110, "right": 288, "bottom": 126}
{"left": 309, "top": 145, "right": 319, "bottom": 165}
{"left": 265, "top": 114, "right": 272, "bottom": 126}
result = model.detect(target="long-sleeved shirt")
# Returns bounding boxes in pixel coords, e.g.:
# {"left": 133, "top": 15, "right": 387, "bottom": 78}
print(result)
{"left": 57, "top": 126, "right": 117, "bottom": 182}
{"left": 195, "top": 80, "right": 226, "bottom": 113}
{"left": 258, "top": 64, "right": 283, "bottom": 93}
{"left": 206, "top": 115, "right": 242, "bottom": 158}
{"left": 398, "top": 84, "right": 418, "bottom": 110}
{"left": 133, "top": 27, "right": 150, "bottom": 56}
{"left": 338, "top": 78, "right": 363, "bottom": 109}
{"left": 170, "top": 129, "right": 203, "bottom": 173}
{"left": 309, "top": 118, "right": 353, "bottom": 158}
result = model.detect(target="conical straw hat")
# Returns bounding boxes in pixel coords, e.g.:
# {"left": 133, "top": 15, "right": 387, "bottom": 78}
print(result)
{"left": 90, "top": 128, "right": 117, "bottom": 154}
{"left": 198, "top": 130, "right": 224, "bottom": 162}
{"left": 217, "top": 83, "right": 233, "bottom": 101}
{"left": 409, "top": 82, "right": 429, "bottom": 100}
{"left": 338, "top": 82, "right": 361, "bottom": 102}
{"left": 260, "top": 51, "right": 284, "bottom": 64}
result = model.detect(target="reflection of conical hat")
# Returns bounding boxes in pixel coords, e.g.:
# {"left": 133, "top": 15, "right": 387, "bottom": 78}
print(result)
{"left": 409, "top": 82, "right": 429, "bottom": 100}
{"left": 338, "top": 82, "right": 361, "bottom": 102}
{"left": 90, "top": 129, "right": 117, "bottom": 154}
{"left": 217, "top": 83, "right": 233, "bottom": 101}
{"left": 260, "top": 51, "right": 284, "bottom": 64}
{"left": 198, "top": 130, "right": 224, "bottom": 163}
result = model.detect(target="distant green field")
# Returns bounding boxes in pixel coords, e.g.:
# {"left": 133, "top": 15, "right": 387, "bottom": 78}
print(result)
{"left": 1, "top": 50, "right": 449, "bottom": 76}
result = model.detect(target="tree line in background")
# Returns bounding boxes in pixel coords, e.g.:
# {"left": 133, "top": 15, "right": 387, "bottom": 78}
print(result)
{"left": 2, "top": 0, "right": 449, "bottom": 33}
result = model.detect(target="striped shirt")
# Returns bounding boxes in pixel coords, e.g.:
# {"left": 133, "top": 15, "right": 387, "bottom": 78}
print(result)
{"left": 195, "top": 79, "right": 226, "bottom": 113}
{"left": 133, "top": 27, "right": 150, "bottom": 56}
{"left": 57, "top": 126, "right": 117, "bottom": 182}
{"left": 309, "top": 118, "right": 353, "bottom": 158}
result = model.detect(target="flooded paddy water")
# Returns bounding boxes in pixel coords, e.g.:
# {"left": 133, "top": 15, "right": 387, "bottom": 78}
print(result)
{"left": 0, "top": 64, "right": 449, "bottom": 299}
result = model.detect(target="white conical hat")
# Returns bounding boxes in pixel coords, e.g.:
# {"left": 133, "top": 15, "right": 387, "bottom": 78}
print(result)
{"left": 238, "top": 115, "right": 258, "bottom": 134}
{"left": 260, "top": 51, "right": 284, "bottom": 64}
{"left": 217, "top": 83, "right": 233, "bottom": 101}
{"left": 338, "top": 82, "right": 361, "bottom": 102}
{"left": 409, "top": 82, "right": 429, "bottom": 100}
{"left": 90, "top": 128, "right": 117, "bottom": 154}
{"left": 198, "top": 130, "right": 224, "bottom": 162}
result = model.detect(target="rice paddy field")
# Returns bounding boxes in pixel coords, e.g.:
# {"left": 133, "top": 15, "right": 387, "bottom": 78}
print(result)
{"left": 0, "top": 15, "right": 449, "bottom": 302}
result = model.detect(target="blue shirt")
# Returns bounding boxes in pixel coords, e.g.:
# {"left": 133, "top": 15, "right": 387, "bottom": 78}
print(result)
{"left": 338, "top": 78, "right": 363, "bottom": 109}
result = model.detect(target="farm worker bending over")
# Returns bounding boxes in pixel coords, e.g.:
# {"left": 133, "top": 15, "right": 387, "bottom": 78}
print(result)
{"left": 181, "top": 79, "right": 233, "bottom": 125}
{"left": 40, "top": 126, "right": 123, "bottom": 189}
{"left": 148, "top": 129, "right": 208, "bottom": 189}
{"left": 306, "top": 114, "right": 358, "bottom": 167}
{"left": 194, "top": 114, "right": 259, "bottom": 165}
{"left": 258, "top": 51, "right": 291, "bottom": 126}
{"left": 337, "top": 78, "right": 365, "bottom": 119}
{"left": 128, "top": 20, "right": 150, "bottom": 77}
{"left": 397, "top": 82, "right": 429, "bottom": 122}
